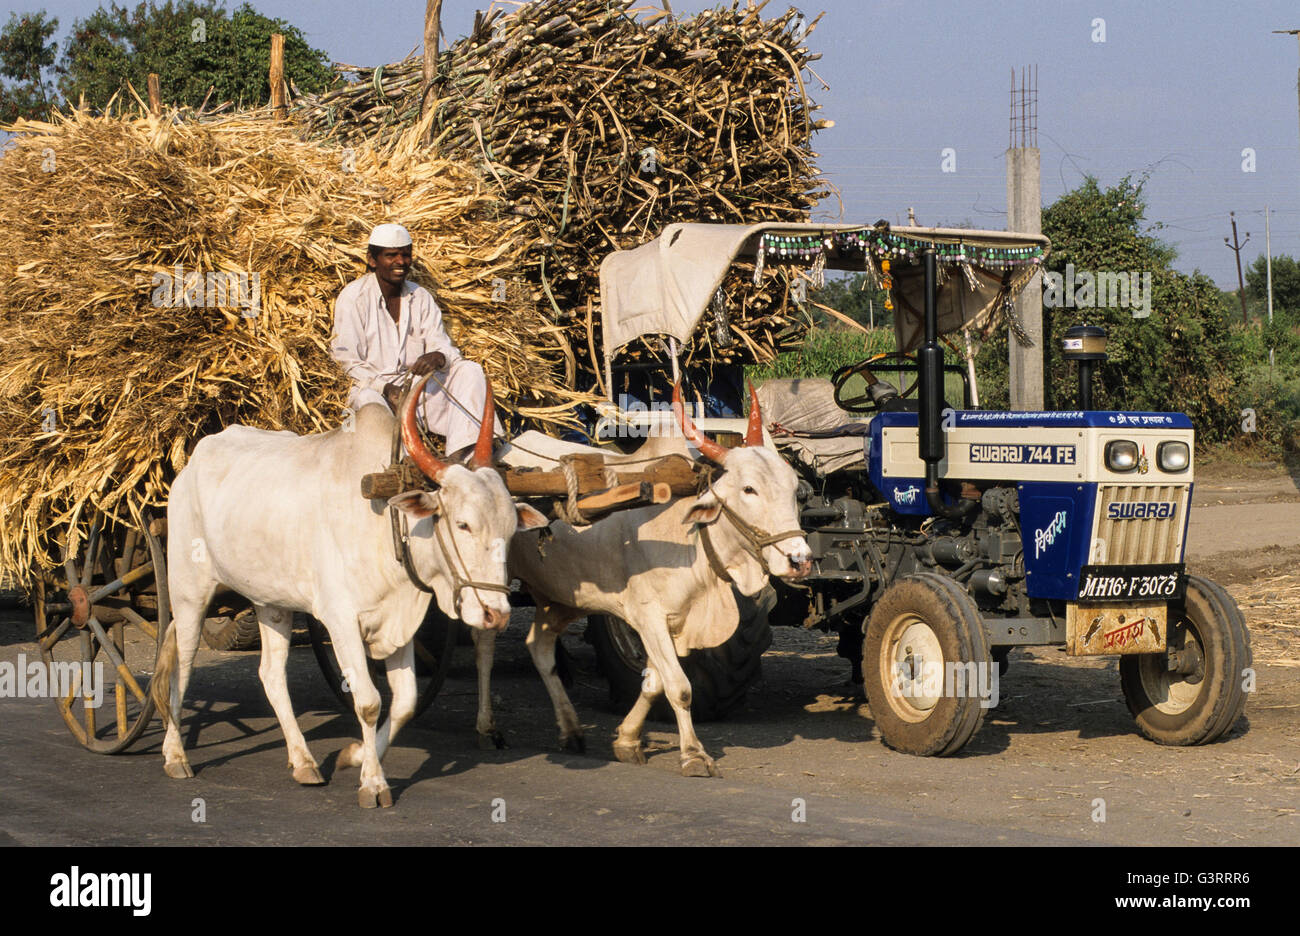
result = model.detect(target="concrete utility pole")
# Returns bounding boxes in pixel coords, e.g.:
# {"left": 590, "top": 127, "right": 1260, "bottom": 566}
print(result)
{"left": 1224, "top": 211, "right": 1250, "bottom": 324}
{"left": 1006, "top": 65, "right": 1043, "bottom": 410}
{"left": 1273, "top": 29, "right": 1300, "bottom": 157}
{"left": 1266, "top": 204, "right": 1275, "bottom": 377}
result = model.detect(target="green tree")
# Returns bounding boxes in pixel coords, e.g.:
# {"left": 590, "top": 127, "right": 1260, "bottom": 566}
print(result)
{"left": 976, "top": 175, "right": 1250, "bottom": 443}
{"left": 811, "top": 272, "right": 892, "bottom": 330}
{"left": 0, "top": 11, "right": 59, "bottom": 122}
{"left": 58, "top": 1, "right": 334, "bottom": 111}
{"left": 1244, "top": 254, "right": 1300, "bottom": 344}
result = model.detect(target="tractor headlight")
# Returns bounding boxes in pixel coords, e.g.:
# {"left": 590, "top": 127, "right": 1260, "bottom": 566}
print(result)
{"left": 1105, "top": 440, "right": 1139, "bottom": 472}
{"left": 1157, "top": 441, "right": 1190, "bottom": 472}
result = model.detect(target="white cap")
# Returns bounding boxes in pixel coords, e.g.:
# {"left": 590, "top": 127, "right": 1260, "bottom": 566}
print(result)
{"left": 368, "top": 223, "right": 413, "bottom": 248}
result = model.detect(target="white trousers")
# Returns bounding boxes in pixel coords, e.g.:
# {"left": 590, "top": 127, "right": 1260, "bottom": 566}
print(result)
{"left": 349, "top": 358, "right": 504, "bottom": 456}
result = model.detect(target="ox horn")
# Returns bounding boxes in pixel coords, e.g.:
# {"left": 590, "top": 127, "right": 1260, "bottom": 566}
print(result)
{"left": 673, "top": 380, "right": 728, "bottom": 464}
{"left": 401, "top": 373, "right": 450, "bottom": 483}
{"left": 744, "top": 380, "right": 764, "bottom": 447}
{"left": 471, "top": 380, "right": 497, "bottom": 469}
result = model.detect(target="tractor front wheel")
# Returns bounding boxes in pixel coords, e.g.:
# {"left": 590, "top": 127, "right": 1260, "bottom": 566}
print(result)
{"left": 863, "top": 573, "right": 992, "bottom": 756}
{"left": 1120, "top": 575, "right": 1251, "bottom": 746}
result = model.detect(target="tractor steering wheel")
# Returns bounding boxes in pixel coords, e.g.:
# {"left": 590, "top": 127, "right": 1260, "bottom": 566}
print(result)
{"left": 832, "top": 352, "right": 920, "bottom": 414}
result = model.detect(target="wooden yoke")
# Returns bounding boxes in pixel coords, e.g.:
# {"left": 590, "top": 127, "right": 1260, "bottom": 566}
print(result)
{"left": 360, "top": 452, "right": 704, "bottom": 522}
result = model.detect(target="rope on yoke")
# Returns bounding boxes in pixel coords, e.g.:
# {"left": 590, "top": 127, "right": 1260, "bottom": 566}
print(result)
{"left": 555, "top": 453, "right": 620, "bottom": 527}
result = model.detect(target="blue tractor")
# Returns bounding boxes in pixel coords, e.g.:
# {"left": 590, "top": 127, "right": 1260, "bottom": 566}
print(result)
{"left": 592, "top": 221, "right": 1251, "bottom": 754}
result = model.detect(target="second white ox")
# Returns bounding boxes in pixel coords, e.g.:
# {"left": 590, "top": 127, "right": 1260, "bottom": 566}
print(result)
{"left": 152, "top": 375, "right": 546, "bottom": 807}
{"left": 501, "top": 383, "right": 812, "bottom": 777}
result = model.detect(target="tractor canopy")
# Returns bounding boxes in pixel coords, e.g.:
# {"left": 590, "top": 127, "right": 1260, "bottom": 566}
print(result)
{"left": 598, "top": 221, "right": 1051, "bottom": 360}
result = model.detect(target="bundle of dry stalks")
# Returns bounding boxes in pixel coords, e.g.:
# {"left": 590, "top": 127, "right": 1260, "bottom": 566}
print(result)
{"left": 0, "top": 105, "right": 582, "bottom": 586}
{"left": 296, "top": 0, "right": 833, "bottom": 378}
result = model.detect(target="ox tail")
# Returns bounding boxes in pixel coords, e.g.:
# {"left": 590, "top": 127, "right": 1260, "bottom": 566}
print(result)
{"left": 150, "top": 623, "right": 179, "bottom": 727}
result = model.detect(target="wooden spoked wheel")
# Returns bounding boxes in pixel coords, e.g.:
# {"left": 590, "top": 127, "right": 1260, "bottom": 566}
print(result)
{"left": 32, "top": 505, "right": 168, "bottom": 753}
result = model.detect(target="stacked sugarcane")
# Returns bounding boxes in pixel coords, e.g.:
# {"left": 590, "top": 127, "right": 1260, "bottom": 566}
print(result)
{"left": 0, "top": 106, "right": 589, "bottom": 586}
{"left": 296, "top": 0, "right": 833, "bottom": 383}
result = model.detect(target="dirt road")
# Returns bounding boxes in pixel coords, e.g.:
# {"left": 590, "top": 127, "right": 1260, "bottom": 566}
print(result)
{"left": 1, "top": 460, "right": 1296, "bottom": 846}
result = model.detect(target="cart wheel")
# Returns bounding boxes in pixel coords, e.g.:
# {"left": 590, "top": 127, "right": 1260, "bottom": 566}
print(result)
{"left": 32, "top": 505, "right": 167, "bottom": 754}
{"left": 863, "top": 573, "right": 991, "bottom": 756}
{"left": 308, "top": 602, "right": 458, "bottom": 720}
{"left": 1120, "top": 575, "right": 1251, "bottom": 746}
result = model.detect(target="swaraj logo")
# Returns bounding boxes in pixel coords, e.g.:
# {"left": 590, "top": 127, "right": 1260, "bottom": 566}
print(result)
{"left": 1033, "top": 510, "right": 1068, "bottom": 559}
{"left": 893, "top": 484, "right": 920, "bottom": 506}
{"left": 1106, "top": 501, "right": 1176, "bottom": 520}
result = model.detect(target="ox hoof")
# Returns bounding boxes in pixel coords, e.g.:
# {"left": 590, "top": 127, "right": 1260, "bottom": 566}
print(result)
{"left": 560, "top": 734, "right": 586, "bottom": 755}
{"left": 292, "top": 764, "right": 326, "bottom": 786}
{"left": 337, "top": 741, "right": 363, "bottom": 768}
{"left": 478, "top": 730, "right": 508, "bottom": 751}
{"left": 681, "top": 755, "right": 718, "bottom": 778}
{"left": 358, "top": 786, "right": 393, "bottom": 809}
{"left": 163, "top": 760, "right": 194, "bottom": 780}
{"left": 613, "top": 742, "right": 646, "bottom": 766}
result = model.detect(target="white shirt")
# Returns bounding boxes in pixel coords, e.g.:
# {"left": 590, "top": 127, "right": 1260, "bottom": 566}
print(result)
{"left": 329, "top": 273, "right": 462, "bottom": 395}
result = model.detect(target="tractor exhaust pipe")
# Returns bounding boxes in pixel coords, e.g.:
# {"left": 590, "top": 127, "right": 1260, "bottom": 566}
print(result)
{"left": 1062, "top": 325, "right": 1108, "bottom": 410}
{"left": 918, "top": 248, "right": 977, "bottom": 522}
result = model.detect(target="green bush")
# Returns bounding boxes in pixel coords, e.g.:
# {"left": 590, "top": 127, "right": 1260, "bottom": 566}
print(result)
{"left": 747, "top": 327, "right": 895, "bottom": 381}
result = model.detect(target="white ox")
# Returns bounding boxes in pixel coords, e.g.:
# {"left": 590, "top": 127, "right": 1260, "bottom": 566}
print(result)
{"left": 151, "top": 376, "right": 546, "bottom": 807}
{"left": 498, "top": 383, "right": 812, "bottom": 777}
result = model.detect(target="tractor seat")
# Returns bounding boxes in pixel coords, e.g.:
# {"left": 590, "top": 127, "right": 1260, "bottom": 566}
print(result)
{"left": 755, "top": 378, "right": 871, "bottom": 475}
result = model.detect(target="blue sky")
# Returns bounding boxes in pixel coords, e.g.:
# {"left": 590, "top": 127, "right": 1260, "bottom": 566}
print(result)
{"left": 10, "top": 0, "right": 1300, "bottom": 288}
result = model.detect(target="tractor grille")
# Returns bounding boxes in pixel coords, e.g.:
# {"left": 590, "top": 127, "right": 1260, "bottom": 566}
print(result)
{"left": 1094, "top": 484, "right": 1190, "bottom": 565}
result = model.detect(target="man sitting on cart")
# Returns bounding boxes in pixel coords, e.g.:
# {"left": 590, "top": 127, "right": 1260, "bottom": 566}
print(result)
{"left": 330, "top": 223, "right": 502, "bottom": 462}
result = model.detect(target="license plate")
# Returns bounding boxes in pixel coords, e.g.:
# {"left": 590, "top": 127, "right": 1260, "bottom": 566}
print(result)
{"left": 1075, "top": 564, "right": 1185, "bottom": 603}
{"left": 1066, "top": 603, "right": 1168, "bottom": 656}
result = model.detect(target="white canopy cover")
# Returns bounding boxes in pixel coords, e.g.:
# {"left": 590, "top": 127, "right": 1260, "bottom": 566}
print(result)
{"left": 598, "top": 221, "right": 1050, "bottom": 359}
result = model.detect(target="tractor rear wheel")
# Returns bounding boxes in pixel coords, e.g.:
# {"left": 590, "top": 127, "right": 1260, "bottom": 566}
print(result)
{"left": 863, "top": 573, "right": 991, "bottom": 756}
{"left": 588, "top": 585, "right": 774, "bottom": 721}
{"left": 1119, "top": 575, "right": 1251, "bottom": 746}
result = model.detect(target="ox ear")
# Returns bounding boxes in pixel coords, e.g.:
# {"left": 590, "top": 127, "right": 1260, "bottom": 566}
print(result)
{"left": 388, "top": 490, "right": 441, "bottom": 520}
{"left": 515, "top": 502, "right": 550, "bottom": 531}
{"left": 685, "top": 490, "right": 721, "bottom": 525}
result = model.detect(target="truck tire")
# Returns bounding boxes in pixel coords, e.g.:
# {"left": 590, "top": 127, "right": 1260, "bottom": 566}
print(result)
{"left": 863, "top": 573, "right": 991, "bottom": 756}
{"left": 1120, "top": 575, "right": 1251, "bottom": 746}
{"left": 588, "top": 585, "right": 774, "bottom": 722}
{"left": 201, "top": 609, "right": 261, "bottom": 651}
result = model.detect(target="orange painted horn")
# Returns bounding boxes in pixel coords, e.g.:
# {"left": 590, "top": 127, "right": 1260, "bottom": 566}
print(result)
{"left": 401, "top": 373, "right": 450, "bottom": 483}
{"left": 673, "top": 381, "right": 728, "bottom": 464}
{"left": 744, "top": 380, "right": 763, "bottom": 447}
{"left": 471, "top": 381, "right": 496, "bottom": 469}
